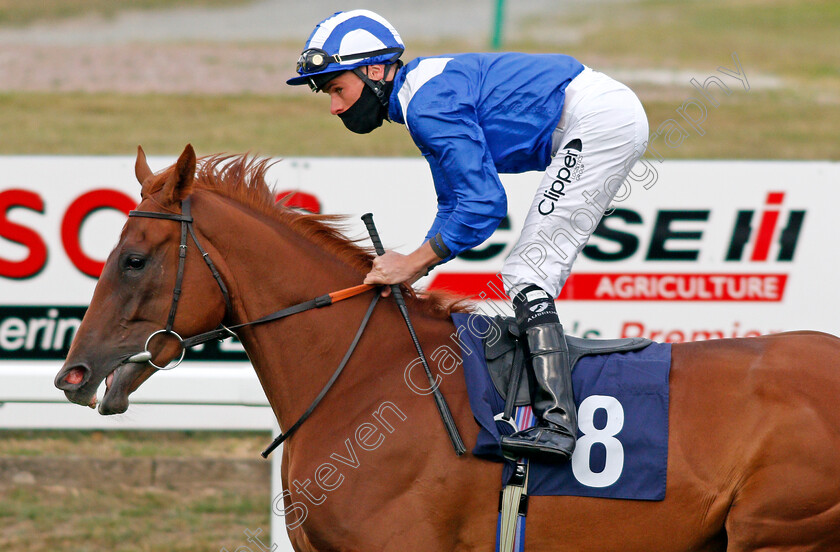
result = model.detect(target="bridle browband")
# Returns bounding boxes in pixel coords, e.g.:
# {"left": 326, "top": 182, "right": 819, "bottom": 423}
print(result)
{"left": 126, "top": 196, "right": 380, "bottom": 456}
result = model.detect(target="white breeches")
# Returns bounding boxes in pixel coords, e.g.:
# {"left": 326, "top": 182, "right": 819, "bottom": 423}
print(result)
{"left": 501, "top": 67, "right": 649, "bottom": 299}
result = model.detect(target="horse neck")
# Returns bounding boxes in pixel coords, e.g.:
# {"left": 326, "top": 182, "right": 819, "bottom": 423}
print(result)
{"left": 189, "top": 196, "right": 491, "bottom": 545}
{"left": 192, "top": 193, "right": 414, "bottom": 429}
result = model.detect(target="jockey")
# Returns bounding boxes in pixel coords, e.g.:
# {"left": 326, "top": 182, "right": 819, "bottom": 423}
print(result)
{"left": 287, "top": 10, "right": 649, "bottom": 463}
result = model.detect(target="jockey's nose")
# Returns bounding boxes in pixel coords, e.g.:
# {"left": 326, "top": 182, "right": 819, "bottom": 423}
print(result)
{"left": 330, "top": 95, "right": 345, "bottom": 116}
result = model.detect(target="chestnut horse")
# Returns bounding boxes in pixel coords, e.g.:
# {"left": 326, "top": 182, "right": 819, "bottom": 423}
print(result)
{"left": 56, "top": 145, "right": 840, "bottom": 551}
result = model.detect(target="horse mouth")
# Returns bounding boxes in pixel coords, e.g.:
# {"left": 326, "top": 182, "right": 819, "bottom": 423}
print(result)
{"left": 56, "top": 361, "right": 140, "bottom": 415}
{"left": 97, "top": 367, "right": 129, "bottom": 414}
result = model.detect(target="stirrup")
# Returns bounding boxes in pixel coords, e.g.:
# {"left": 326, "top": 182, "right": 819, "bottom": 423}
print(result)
{"left": 500, "top": 425, "right": 575, "bottom": 463}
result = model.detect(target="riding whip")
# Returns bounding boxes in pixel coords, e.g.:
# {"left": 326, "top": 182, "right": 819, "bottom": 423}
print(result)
{"left": 362, "top": 213, "right": 466, "bottom": 456}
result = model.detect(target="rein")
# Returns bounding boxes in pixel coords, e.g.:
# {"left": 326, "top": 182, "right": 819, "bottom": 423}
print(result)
{"left": 126, "top": 197, "right": 380, "bottom": 455}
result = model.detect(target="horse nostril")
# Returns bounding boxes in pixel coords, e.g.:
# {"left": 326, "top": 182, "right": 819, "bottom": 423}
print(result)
{"left": 56, "top": 364, "right": 91, "bottom": 389}
{"left": 66, "top": 368, "right": 85, "bottom": 384}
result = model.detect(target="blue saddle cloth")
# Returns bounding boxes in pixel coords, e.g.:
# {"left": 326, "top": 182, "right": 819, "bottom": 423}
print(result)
{"left": 452, "top": 313, "right": 671, "bottom": 501}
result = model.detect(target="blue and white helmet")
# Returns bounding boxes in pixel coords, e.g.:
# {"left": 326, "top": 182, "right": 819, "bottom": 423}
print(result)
{"left": 287, "top": 10, "right": 405, "bottom": 91}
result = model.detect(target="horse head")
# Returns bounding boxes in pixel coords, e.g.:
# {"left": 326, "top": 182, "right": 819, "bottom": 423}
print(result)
{"left": 55, "top": 144, "right": 229, "bottom": 414}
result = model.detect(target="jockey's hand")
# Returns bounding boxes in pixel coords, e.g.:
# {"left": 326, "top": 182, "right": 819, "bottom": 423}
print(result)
{"left": 365, "top": 250, "right": 422, "bottom": 297}
{"left": 364, "top": 241, "right": 442, "bottom": 297}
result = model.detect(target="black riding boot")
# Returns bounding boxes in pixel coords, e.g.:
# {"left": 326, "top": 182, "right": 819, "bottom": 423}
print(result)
{"left": 500, "top": 286, "right": 577, "bottom": 463}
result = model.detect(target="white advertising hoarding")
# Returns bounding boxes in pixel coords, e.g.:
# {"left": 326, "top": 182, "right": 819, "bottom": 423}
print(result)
{"left": 1, "top": 156, "right": 839, "bottom": 368}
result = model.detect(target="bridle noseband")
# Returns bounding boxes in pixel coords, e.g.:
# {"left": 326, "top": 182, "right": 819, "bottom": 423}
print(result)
{"left": 124, "top": 196, "right": 379, "bottom": 455}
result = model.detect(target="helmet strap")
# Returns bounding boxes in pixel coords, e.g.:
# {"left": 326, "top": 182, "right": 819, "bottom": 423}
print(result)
{"left": 353, "top": 62, "right": 400, "bottom": 107}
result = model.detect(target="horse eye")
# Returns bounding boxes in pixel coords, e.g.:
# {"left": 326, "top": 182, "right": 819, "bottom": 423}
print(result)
{"left": 125, "top": 255, "right": 147, "bottom": 270}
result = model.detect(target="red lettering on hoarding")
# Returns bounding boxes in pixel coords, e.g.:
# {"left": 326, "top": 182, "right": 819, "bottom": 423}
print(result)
{"left": 426, "top": 273, "right": 508, "bottom": 301}
{"left": 427, "top": 272, "right": 788, "bottom": 302}
{"left": 620, "top": 320, "right": 772, "bottom": 342}
{"left": 276, "top": 191, "right": 321, "bottom": 214}
{"left": 61, "top": 189, "right": 136, "bottom": 278}
{"left": 0, "top": 189, "right": 48, "bottom": 279}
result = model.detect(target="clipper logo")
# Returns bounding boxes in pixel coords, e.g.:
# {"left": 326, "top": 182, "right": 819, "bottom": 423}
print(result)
{"left": 539, "top": 139, "right": 584, "bottom": 216}
{"left": 725, "top": 192, "right": 805, "bottom": 262}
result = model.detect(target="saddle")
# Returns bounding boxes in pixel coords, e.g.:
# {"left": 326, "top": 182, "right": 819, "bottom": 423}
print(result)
{"left": 483, "top": 316, "right": 652, "bottom": 409}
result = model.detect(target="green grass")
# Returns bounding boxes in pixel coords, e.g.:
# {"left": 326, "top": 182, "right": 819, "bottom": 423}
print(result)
{"left": 0, "top": 429, "right": 269, "bottom": 457}
{"left": 513, "top": 0, "right": 840, "bottom": 161}
{"left": 2, "top": 89, "right": 837, "bottom": 159}
{"left": 0, "top": 0, "right": 836, "bottom": 159}
{"left": 514, "top": 0, "right": 840, "bottom": 87}
{"left": 0, "top": 430, "right": 271, "bottom": 551}
{"left": 643, "top": 90, "right": 840, "bottom": 160}
{"left": 0, "top": 0, "right": 253, "bottom": 27}
{"left": 0, "top": 92, "right": 416, "bottom": 158}
{"left": 0, "top": 485, "right": 269, "bottom": 552}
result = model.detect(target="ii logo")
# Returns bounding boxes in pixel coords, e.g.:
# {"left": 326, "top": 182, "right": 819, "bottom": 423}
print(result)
{"left": 725, "top": 192, "right": 805, "bottom": 262}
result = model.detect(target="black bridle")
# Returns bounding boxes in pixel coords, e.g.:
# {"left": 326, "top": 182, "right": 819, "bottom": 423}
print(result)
{"left": 126, "top": 198, "right": 232, "bottom": 369}
{"left": 125, "top": 197, "right": 380, "bottom": 456}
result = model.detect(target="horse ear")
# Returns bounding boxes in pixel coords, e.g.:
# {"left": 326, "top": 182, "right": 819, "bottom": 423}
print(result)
{"left": 163, "top": 144, "right": 196, "bottom": 205}
{"left": 135, "top": 145, "right": 153, "bottom": 185}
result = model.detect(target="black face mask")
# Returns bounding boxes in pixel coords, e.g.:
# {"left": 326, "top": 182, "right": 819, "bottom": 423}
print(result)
{"left": 338, "top": 80, "right": 393, "bottom": 134}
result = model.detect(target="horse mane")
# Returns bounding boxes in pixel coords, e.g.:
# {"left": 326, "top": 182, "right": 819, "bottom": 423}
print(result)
{"left": 145, "top": 154, "right": 471, "bottom": 318}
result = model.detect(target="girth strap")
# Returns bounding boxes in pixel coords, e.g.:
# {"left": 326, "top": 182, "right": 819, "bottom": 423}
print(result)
{"left": 496, "top": 405, "right": 535, "bottom": 552}
{"left": 497, "top": 460, "right": 530, "bottom": 552}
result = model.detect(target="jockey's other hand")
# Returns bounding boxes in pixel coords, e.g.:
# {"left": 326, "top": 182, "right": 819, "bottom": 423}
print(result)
{"left": 364, "top": 250, "right": 420, "bottom": 296}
